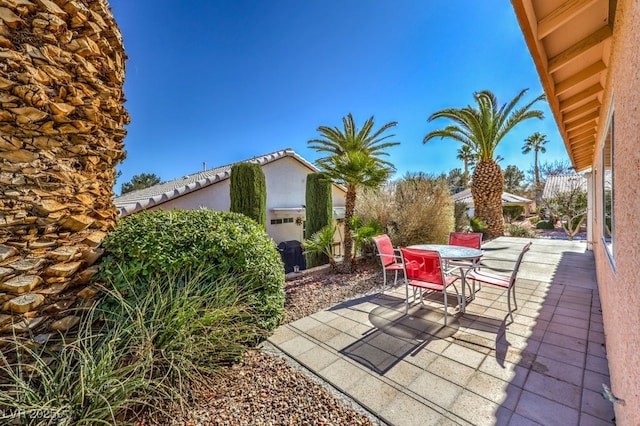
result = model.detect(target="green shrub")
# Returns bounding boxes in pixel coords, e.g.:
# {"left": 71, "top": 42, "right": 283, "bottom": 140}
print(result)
{"left": 99, "top": 270, "right": 259, "bottom": 402}
{"left": 230, "top": 163, "right": 267, "bottom": 227}
{"left": 97, "top": 209, "right": 285, "bottom": 332}
{"left": 305, "top": 172, "right": 333, "bottom": 267}
{"left": 528, "top": 216, "right": 541, "bottom": 224}
{"left": 0, "top": 305, "right": 158, "bottom": 425}
{"left": 536, "top": 220, "right": 555, "bottom": 229}
{"left": 503, "top": 205, "right": 524, "bottom": 223}
{"left": 506, "top": 224, "right": 534, "bottom": 238}
{"left": 470, "top": 216, "right": 488, "bottom": 234}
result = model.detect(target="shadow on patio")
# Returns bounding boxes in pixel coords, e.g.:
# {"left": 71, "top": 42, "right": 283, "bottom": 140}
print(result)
{"left": 268, "top": 237, "right": 615, "bottom": 425}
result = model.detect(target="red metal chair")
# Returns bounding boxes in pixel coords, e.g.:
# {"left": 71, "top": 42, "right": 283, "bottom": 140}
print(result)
{"left": 372, "top": 234, "right": 404, "bottom": 292}
{"left": 448, "top": 231, "right": 484, "bottom": 294}
{"left": 448, "top": 232, "right": 483, "bottom": 253}
{"left": 466, "top": 242, "right": 532, "bottom": 321}
{"left": 400, "top": 248, "right": 461, "bottom": 326}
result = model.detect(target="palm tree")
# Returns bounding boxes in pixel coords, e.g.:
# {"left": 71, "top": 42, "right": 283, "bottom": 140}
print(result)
{"left": 522, "top": 132, "right": 549, "bottom": 204}
{"left": 456, "top": 144, "right": 476, "bottom": 189}
{"left": 309, "top": 114, "right": 399, "bottom": 272}
{"left": 0, "top": 1, "right": 128, "bottom": 332}
{"left": 424, "top": 90, "right": 545, "bottom": 237}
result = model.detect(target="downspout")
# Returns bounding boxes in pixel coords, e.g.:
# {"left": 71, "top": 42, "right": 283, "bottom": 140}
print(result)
{"left": 585, "top": 171, "right": 594, "bottom": 251}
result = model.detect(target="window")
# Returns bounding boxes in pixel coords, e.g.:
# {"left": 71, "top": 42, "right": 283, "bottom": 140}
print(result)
{"left": 270, "top": 217, "right": 294, "bottom": 225}
{"left": 601, "top": 111, "right": 614, "bottom": 261}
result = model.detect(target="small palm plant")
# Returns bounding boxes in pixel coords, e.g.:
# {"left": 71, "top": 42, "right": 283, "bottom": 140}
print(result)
{"left": 350, "top": 216, "right": 383, "bottom": 262}
{"left": 303, "top": 225, "right": 338, "bottom": 270}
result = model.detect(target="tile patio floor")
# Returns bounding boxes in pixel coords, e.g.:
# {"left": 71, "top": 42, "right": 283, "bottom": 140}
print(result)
{"left": 267, "top": 237, "right": 615, "bottom": 426}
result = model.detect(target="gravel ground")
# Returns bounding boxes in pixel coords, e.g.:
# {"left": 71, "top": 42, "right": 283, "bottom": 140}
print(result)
{"left": 136, "top": 230, "right": 581, "bottom": 425}
{"left": 148, "top": 260, "right": 387, "bottom": 426}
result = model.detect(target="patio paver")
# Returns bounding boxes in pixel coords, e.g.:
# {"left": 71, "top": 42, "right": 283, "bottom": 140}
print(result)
{"left": 267, "top": 237, "right": 615, "bottom": 425}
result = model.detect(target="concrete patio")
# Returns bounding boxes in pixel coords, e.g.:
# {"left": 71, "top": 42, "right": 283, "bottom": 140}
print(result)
{"left": 267, "top": 237, "right": 615, "bottom": 425}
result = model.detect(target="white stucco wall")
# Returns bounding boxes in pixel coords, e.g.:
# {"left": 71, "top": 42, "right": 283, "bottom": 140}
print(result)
{"left": 146, "top": 155, "right": 346, "bottom": 245}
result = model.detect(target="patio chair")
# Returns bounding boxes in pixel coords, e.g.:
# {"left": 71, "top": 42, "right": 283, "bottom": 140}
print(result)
{"left": 449, "top": 232, "right": 483, "bottom": 250}
{"left": 372, "top": 234, "right": 404, "bottom": 292}
{"left": 400, "top": 248, "right": 461, "bottom": 326}
{"left": 466, "top": 242, "right": 532, "bottom": 321}
{"left": 448, "top": 231, "right": 483, "bottom": 293}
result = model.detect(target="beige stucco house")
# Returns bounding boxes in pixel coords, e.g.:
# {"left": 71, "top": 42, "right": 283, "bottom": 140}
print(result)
{"left": 452, "top": 188, "right": 533, "bottom": 217}
{"left": 513, "top": 0, "right": 640, "bottom": 423}
{"left": 114, "top": 148, "right": 347, "bottom": 248}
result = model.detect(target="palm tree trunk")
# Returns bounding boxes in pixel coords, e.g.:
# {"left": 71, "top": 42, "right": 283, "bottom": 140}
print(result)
{"left": 0, "top": 0, "right": 128, "bottom": 335}
{"left": 471, "top": 160, "right": 504, "bottom": 238}
{"left": 340, "top": 186, "right": 356, "bottom": 273}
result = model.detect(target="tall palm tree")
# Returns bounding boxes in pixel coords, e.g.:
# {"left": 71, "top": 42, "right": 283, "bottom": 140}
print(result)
{"left": 522, "top": 132, "right": 548, "bottom": 197}
{"left": 309, "top": 114, "right": 399, "bottom": 272}
{"left": 424, "top": 90, "right": 545, "bottom": 237}
{"left": 456, "top": 144, "right": 476, "bottom": 189}
{"left": 0, "top": 1, "right": 128, "bottom": 333}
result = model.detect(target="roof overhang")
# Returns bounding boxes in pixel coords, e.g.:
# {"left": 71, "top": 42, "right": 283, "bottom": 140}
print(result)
{"left": 511, "top": 0, "right": 615, "bottom": 172}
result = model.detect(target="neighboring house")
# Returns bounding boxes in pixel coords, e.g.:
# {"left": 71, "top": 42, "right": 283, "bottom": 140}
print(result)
{"left": 542, "top": 174, "right": 588, "bottom": 201}
{"left": 452, "top": 189, "right": 533, "bottom": 217}
{"left": 542, "top": 172, "right": 612, "bottom": 201}
{"left": 114, "top": 148, "right": 347, "bottom": 248}
{"left": 513, "top": 0, "right": 640, "bottom": 423}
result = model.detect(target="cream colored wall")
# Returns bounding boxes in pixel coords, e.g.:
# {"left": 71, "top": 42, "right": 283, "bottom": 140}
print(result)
{"left": 149, "top": 181, "right": 231, "bottom": 212}
{"left": 147, "top": 156, "right": 348, "bottom": 249}
{"left": 593, "top": 1, "right": 640, "bottom": 423}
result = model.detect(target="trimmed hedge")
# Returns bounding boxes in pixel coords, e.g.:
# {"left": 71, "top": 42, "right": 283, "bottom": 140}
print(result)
{"left": 305, "top": 172, "right": 332, "bottom": 267}
{"left": 230, "top": 162, "right": 267, "bottom": 228}
{"left": 96, "top": 209, "right": 285, "bottom": 332}
{"left": 536, "top": 220, "right": 555, "bottom": 230}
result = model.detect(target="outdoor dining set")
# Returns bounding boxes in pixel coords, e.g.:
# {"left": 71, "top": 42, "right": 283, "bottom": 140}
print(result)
{"left": 372, "top": 233, "right": 532, "bottom": 326}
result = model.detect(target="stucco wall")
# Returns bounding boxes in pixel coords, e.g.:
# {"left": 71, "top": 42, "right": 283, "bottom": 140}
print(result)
{"left": 593, "top": 1, "right": 640, "bottom": 423}
{"left": 148, "top": 156, "right": 347, "bottom": 246}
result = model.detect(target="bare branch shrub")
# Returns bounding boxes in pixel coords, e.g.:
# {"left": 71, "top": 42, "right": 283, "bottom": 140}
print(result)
{"left": 355, "top": 174, "right": 454, "bottom": 246}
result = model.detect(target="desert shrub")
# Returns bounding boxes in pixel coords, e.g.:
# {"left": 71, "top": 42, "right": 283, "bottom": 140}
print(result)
{"left": 454, "top": 201, "right": 470, "bottom": 231}
{"left": 355, "top": 175, "right": 454, "bottom": 246}
{"left": 503, "top": 205, "right": 524, "bottom": 223}
{"left": 354, "top": 185, "right": 396, "bottom": 235}
{"left": 393, "top": 173, "right": 454, "bottom": 246}
{"left": 536, "top": 220, "right": 555, "bottom": 229}
{"left": 506, "top": 224, "right": 534, "bottom": 238}
{"left": 97, "top": 209, "right": 285, "bottom": 332}
{"left": 528, "top": 216, "right": 541, "bottom": 225}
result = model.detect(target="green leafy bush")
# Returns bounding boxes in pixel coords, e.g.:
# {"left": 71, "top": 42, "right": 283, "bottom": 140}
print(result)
{"left": 536, "top": 220, "right": 555, "bottom": 230}
{"left": 470, "top": 216, "right": 488, "bottom": 234}
{"left": 528, "top": 216, "right": 541, "bottom": 225}
{"left": 502, "top": 205, "right": 524, "bottom": 223}
{"left": 97, "top": 209, "right": 285, "bottom": 332}
{"left": 506, "top": 224, "right": 534, "bottom": 238}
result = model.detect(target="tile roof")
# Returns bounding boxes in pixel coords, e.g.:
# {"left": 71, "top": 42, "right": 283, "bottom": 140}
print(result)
{"left": 542, "top": 174, "right": 588, "bottom": 200}
{"left": 114, "top": 148, "right": 319, "bottom": 217}
{"left": 452, "top": 189, "right": 532, "bottom": 206}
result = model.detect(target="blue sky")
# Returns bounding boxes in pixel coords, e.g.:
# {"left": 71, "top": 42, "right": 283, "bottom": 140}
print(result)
{"left": 109, "top": 0, "right": 568, "bottom": 192}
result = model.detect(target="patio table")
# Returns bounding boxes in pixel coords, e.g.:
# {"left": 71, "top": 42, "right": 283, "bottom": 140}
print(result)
{"left": 407, "top": 244, "right": 483, "bottom": 312}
